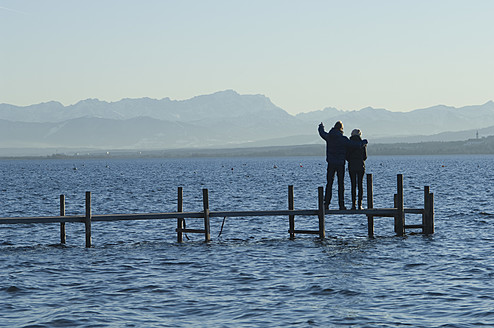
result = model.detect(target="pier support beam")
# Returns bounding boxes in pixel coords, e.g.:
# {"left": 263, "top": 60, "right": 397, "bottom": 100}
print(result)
{"left": 424, "top": 186, "right": 434, "bottom": 234}
{"left": 422, "top": 186, "right": 429, "bottom": 234}
{"left": 60, "top": 194, "right": 66, "bottom": 244}
{"left": 395, "top": 174, "right": 405, "bottom": 236}
{"left": 85, "top": 191, "right": 92, "bottom": 248}
{"left": 288, "top": 185, "right": 295, "bottom": 239}
{"left": 366, "top": 174, "right": 374, "bottom": 238}
{"left": 177, "top": 187, "right": 184, "bottom": 243}
{"left": 428, "top": 193, "right": 435, "bottom": 234}
{"left": 202, "top": 189, "right": 211, "bottom": 242}
{"left": 317, "top": 186, "right": 325, "bottom": 239}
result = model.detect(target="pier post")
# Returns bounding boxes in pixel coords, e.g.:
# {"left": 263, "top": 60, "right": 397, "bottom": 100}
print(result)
{"left": 424, "top": 190, "right": 435, "bottom": 234}
{"left": 366, "top": 174, "right": 374, "bottom": 238}
{"left": 394, "top": 194, "right": 398, "bottom": 233}
{"left": 60, "top": 194, "right": 66, "bottom": 244}
{"left": 396, "top": 174, "right": 405, "bottom": 236}
{"left": 85, "top": 191, "right": 92, "bottom": 248}
{"left": 202, "top": 189, "right": 211, "bottom": 242}
{"left": 317, "top": 186, "right": 325, "bottom": 239}
{"left": 288, "top": 185, "right": 295, "bottom": 239}
{"left": 422, "top": 186, "right": 429, "bottom": 234}
{"left": 429, "top": 193, "right": 434, "bottom": 234}
{"left": 177, "top": 187, "right": 184, "bottom": 243}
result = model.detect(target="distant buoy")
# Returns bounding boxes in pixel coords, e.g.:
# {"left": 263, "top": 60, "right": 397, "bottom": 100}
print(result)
{"left": 273, "top": 165, "right": 278, "bottom": 169}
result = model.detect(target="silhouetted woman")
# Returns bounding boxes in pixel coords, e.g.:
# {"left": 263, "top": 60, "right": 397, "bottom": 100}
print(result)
{"left": 346, "top": 129, "right": 367, "bottom": 210}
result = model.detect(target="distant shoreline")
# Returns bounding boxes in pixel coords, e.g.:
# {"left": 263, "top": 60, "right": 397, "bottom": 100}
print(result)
{"left": 1, "top": 136, "right": 494, "bottom": 160}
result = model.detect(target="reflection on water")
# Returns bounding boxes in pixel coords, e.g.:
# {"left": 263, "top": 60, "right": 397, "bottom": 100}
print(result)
{"left": 1, "top": 155, "right": 494, "bottom": 327}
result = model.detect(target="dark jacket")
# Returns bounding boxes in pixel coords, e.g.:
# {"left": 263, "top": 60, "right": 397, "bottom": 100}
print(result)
{"left": 318, "top": 125, "right": 366, "bottom": 166}
{"left": 346, "top": 135, "right": 367, "bottom": 171}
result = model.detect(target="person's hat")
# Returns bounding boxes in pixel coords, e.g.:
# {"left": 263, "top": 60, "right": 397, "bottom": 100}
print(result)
{"left": 351, "top": 129, "right": 361, "bottom": 137}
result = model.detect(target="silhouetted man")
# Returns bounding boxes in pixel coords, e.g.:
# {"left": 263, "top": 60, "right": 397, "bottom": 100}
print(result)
{"left": 318, "top": 121, "right": 368, "bottom": 210}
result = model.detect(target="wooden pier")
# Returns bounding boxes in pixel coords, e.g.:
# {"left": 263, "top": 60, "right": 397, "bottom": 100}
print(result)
{"left": 0, "top": 174, "right": 434, "bottom": 247}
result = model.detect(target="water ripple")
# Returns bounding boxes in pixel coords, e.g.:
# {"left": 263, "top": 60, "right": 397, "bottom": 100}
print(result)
{"left": 1, "top": 156, "right": 494, "bottom": 327}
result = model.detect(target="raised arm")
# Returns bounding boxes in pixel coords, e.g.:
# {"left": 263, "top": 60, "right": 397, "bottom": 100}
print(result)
{"left": 318, "top": 122, "right": 328, "bottom": 139}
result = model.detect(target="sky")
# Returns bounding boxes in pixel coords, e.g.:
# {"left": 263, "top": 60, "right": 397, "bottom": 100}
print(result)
{"left": 1, "top": 0, "right": 493, "bottom": 115}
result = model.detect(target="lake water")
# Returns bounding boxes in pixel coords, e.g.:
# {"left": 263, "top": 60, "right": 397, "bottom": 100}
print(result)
{"left": 1, "top": 155, "right": 493, "bottom": 327}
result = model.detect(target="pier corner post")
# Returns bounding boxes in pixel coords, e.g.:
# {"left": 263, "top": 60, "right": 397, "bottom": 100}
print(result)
{"left": 394, "top": 194, "right": 398, "bottom": 233}
{"left": 429, "top": 193, "right": 434, "bottom": 234}
{"left": 422, "top": 186, "right": 430, "bottom": 234}
{"left": 424, "top": 192, "right": 434, "bottom": 234}
{"left": 396, "top": 174, "right": 405, "bottom": 236}
{"left": 177, "top": 187, "right": 184, "bottom": 243}
{"left": 202, "top": 189, "right": 211, "bottom": 242}
{"left": 85, "top": 191, "right": 92, "bottom": 248}
{"left": 317, "top": 186, "right": 326, "bottom": 239}
{"left": 366, "top": 174, "right": 374, "bottom": 238}
{"left": 60, "top": 194, "right": 66, "bottom": 244}
{"left": 288, "top": 185, "right": 295, "bottom": 239}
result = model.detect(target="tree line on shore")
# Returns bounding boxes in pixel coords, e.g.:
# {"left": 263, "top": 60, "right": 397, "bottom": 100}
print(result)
{"left": 2, "top": 135, "right": 493, "bottom": 160}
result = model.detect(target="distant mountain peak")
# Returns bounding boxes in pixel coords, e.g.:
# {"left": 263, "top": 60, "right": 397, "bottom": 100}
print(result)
{"left": 323, "top": 106, "right": 340, "bottom": 112}
{"left": 216, "top": 89, "right": 239, "bottom": 95}
{"left": 359, "top": 106, "right": 390, "bottom": 113}
{"left": 359, "top": 106, "right": 375, "bottom": 111}
{"left": 190, "top": 89, "right": 240, "bottom": 100}
{"left": 74, "top": 98, "right": 108, "bottom": 106}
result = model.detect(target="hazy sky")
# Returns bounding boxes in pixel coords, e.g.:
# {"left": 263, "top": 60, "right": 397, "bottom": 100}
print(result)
{"left": 1, "top": 0, "right": 493, "bottom": 114}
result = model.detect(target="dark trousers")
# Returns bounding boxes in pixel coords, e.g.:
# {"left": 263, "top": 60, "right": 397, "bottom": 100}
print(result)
{"left": 349, "top": 170, "right": 364, "bottom": 208}
{"left": 325, "top": 164, "right": 345, "bottom": 208}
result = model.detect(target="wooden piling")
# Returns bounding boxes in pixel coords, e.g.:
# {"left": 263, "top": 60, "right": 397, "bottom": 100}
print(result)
{"left": 424, "top": 190, "right": 434, "bottom": 234}
{"left": 288, "top": 185, "right": 295, "bottom": 239}
{"left": 422, "top": 186, "right": 429, "bottom": 234}
{"left": 177, "top": 187, "right": 184, "bottom": 243}
{"left": 85, "top": 191, "right": 92, "bottom": 248}
{"left": 394, "top": 194, "right": 398, "bottom": 233}
{"left": 317, "top": 186, "right": 325, "bottom": 239}
{"left": 429, "top": 193, "right": 435, "bottom": 234}
{"left": 202, "top": 189, "right": 211, "bottom": 241}
{"left": 395, "top": 174, "right": 405, "bottom": 236}
{"left": 366, "top": 174, "right": 374, "bottom": 238}
{"left": 60, "top": 194, "right": 66, "bottom": 244}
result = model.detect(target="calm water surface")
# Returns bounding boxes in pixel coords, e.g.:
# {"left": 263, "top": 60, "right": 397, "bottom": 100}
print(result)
{"left": 1, "top": 155, "right": 493, "bottom": 327}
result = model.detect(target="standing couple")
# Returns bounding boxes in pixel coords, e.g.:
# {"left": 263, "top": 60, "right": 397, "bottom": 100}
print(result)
{"left": 318, "top": 121, "right": 368, "bottom": 210}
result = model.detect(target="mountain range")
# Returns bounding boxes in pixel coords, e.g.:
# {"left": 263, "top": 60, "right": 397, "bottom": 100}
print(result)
{"left": 1, "top": 90, "right": 493, "bottom": 156}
